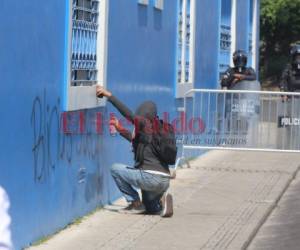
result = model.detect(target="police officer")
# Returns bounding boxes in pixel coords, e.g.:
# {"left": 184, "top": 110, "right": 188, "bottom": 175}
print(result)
{"left": 280, "top": 43, "right": 300, "bottom": 93}
{"left": 221, "top": 50, "right": 257, "bottom": 89}
{"left": 278, "top": 43, "right": 300, "bottom": 150}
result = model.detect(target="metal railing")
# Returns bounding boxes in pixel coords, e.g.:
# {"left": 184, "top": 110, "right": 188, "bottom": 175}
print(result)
{"left": 175, "top": 88, "right": 300, "bottom": 169}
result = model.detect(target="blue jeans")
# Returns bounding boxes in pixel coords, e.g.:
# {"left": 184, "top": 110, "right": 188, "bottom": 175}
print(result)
{"left": 111, "top": 163, "right": 170, "bottom": 213}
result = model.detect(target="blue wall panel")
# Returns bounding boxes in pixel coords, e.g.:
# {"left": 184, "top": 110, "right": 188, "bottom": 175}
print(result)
{"left": 107, "top": 0, "right": 177, "bottom": 111}
{"left": 194, "top": 0, "right": 221, "bottom": 89}
{"left": 0, "top": 0, "right": 177, "bottom": 249}
{"left": 221, "top": 0, "right": 232, "bottom": 25}
{"left": 219, "top": 0, "right": 232, "bottom": 75}
{"left": 236, "top": 0, "right": 250, "bottom": 53}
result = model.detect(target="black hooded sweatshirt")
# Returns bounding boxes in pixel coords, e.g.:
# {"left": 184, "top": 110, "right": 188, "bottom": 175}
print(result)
{"left": 108, "top": 95, "right": 170, "bottom": 175}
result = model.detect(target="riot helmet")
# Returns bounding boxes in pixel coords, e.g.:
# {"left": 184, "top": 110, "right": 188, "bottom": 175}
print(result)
{"left": 233, "top": 50, "right": 248, "bottom": 72}
{"left": 290, "top": 44, "right": 300, "bottom": 70}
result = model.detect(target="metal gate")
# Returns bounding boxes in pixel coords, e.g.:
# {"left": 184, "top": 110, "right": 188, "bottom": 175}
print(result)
{"left": 175, "top": 88, "right": 300, "bottom": 168}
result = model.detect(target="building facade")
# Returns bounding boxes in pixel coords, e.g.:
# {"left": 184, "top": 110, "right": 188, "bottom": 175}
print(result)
{"left": 0, "top": 0, "right": 259, "bottom": 248}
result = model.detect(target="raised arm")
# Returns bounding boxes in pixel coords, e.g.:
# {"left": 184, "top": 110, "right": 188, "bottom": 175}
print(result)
{"left": 243, "top": 67, "right": 257, "bottom": 81}
{"left": 96, "top": 86, "right": 135, "bottom": 123}
{"left": 232, "top": 67, "right": 257, "bottom": 83}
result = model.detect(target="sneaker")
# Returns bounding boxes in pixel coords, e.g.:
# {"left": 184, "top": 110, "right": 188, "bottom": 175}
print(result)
{"left": 119, "top": 201, "right": 146, "bottom": 214}
{"left": 160, "top": 192, "right": 173, "bottom": 218}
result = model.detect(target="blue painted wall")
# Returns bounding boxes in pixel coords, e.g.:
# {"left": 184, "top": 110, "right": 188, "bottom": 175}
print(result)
{"left": 177, "top": 0, "right": 221, "bottom": 160}
{"left": 236, "top": 0, "right": 251, "bottom": 52}
{"left": 0, "top": 0, "right": 177, "bottom": 249}
{"left": 0, "top": 0, "right": 258, "bottom": 248}
{"left": 107, "top": 0, "right": 177, "bottom": 111}
{"left": 221, "top": 0, "right": 232, "bottom": 25}
{"left": 194, "top": 0, "right": 221, "bottom": 89}
{"left": 220, "top": 0, "right": 232, "bottom": 74}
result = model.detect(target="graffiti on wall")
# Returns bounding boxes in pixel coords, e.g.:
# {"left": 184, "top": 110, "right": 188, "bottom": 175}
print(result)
{"left": 30, "top": 89, "right": 104, "bottom": 184}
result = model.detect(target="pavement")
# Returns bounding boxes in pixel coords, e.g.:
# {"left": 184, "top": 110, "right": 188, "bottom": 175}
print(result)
{"left": 28, "top": 150, "right": 300, "bottom": 250}
{"left": 249, "top": 165, "right": 300, "bottom": 250}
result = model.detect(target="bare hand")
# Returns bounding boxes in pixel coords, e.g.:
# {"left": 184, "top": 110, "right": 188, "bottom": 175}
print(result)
{"left": 233, "top": 74, "right": 244, "bottom": 81}
{"left": 109, "top": 117, "right": 122, "bottom": 131}
{"left": 96, "top": 86, "right": 112, "bottom": 98}
{"left": 109, "top": 116, "right": 118, "bottom": 127}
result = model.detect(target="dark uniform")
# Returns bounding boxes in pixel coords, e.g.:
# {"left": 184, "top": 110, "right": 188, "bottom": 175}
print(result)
{"left": 221, "top": 50, "right": 257, "bottom": 89}
{"left": 278, "top": 44, "right": 300, "bottom": 150}
{"left": 280, "top": 44, "right": 300, "bottom": 92}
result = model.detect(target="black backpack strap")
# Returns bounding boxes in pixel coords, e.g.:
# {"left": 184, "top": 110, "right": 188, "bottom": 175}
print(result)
{"left": 134, "top": 131, "right": 153, "bottom": 167}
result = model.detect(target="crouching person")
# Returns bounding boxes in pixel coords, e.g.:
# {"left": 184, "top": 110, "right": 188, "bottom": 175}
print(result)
{"left": 96, "top": 86, "right": 176, "bottom": 217}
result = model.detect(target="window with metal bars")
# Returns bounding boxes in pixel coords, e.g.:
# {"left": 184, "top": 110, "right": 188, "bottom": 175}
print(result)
{"left": 220, "top": 25, "right": 231, "bottom": 52}
{"left": 66, "top": 0, "right": 108, "bottom": 111}
{"left": 177, "top": 0, "right": 195, "bottom": 84}
{"left": 249, "top": 32, "right": 253, "bottom": 55}
{"left": 71, "top": 0, "right": 99, "bottom": 87}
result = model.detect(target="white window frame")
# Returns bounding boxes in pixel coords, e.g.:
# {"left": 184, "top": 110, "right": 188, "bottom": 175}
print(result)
{"left": 176, "top": 0, "right": 196, "bottom": 98}
{"left": 65, "top": 0, "right": 109, "bottom": 111}
{"left": 251, "top": 0, "right": 259, "bottom": 72}
{"left": 154, "top": 0, "right": 164, "bottom": 10}
{"left": 247, "top": 0, "right": 254, "bottom": 68}
{"left": 138, "top": 0, "right": 149, "bottom": 5}
{"left": 230, "top": 0, "right": 237, "bottom": 67}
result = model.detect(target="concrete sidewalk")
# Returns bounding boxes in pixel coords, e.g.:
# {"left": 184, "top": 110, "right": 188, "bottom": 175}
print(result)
{"left": 28, "top": 151, "right": 300, "bottom": 250}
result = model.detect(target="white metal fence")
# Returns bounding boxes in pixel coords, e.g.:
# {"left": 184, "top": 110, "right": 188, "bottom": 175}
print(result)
{"left": 175, "top": 87, "right": 300, "bottom": 168}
